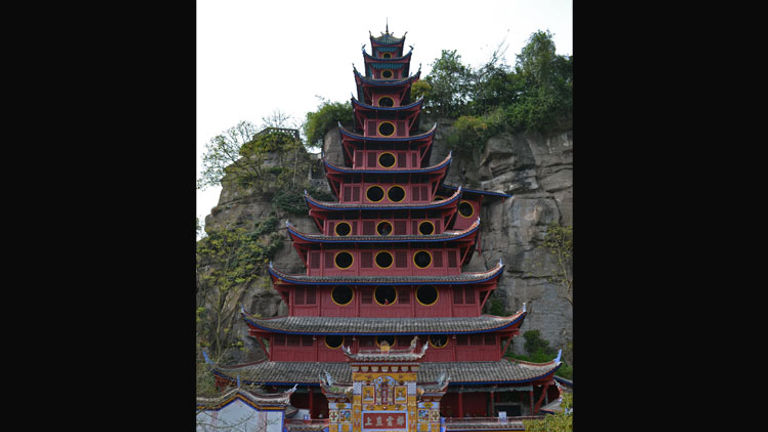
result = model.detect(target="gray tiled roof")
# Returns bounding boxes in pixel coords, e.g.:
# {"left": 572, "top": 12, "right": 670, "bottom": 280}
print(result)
{"left": 268, "top": 261, "right": 504, "bottom": 286}
{"left": 286, "top": 219, "right": 478, "bottom": 244}
{"left": 213, "top": 359, "right": 560, "bottom": 386}
{"left": 241, "top": 312, "right": 525, "bottom": 335}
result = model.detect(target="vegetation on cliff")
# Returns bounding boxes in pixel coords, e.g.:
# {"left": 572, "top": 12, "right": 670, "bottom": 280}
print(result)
{"left": 414, "top": 30, "right": 572, "bottom": 159}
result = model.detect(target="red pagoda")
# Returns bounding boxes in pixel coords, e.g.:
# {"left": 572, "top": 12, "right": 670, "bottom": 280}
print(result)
{"left": 205, "top": 27, "right": 563, "bottom": 427}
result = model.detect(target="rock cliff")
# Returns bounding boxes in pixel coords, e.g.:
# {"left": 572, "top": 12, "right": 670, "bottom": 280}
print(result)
{"left": 202, "top": 124, "right": 572, "bottom": 363}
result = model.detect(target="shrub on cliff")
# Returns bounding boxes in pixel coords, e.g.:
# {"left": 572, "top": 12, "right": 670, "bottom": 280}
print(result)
{"left": 303, "top": 99, "right": 354, "bottom": 149}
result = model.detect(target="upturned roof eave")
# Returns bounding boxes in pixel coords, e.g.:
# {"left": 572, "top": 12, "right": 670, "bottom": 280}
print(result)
{"left": 284, "top": 215, "right": 477, "bottom": 244}
{"left": 303, "top": 185, "right": 460, "bottom": 212}
{"left": 267, "top": 257, "right": 504, "bottom": 287}
{"left": 338, "top": 121, "right": 436, "bottom": 142}
{"left": 351, "top": 96, "right": 424, "bottom": 112}
{"left": 323, "top": 150, "right": 450, "bottom": 175}
{"left": 241, "top": 308, "right": 526, "bottom": 336}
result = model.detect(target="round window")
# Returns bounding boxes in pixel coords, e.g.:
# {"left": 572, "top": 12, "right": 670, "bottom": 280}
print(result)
{"left": 416, "top": 285, "right": 438, "bottom": 306}
{"left": 413, "top": 250, "right": 432, "bottom": 269}
{"left": 325, "top": 335, "right": 344, "bottom": 349}
{"left": 458, "top": 201, "right": 474, "bottom": 218}
{"left": 429, "top": 334, "right": 448, "bottom": 348}
{"left": 334, "top": 251, "right": 354, "bottom": 269}
{"left": 376, "top": 220, "right": 393, "bottom": 236}
{"left": 378, "top": 152, "right": 396, "bottom": 168}
{"left": 378, "top": 122, "right": 395, "bottom": 136}
{"left": 335, "top": 221, "right": 352, "bottom": 236}
{"left": 375, "top": 251, "right": 394, "bottom": 269}
{"left": 382, "top": 53, "right": 392, "bottom": 58}
{"left": 418, "top": 220, "right": 435, "bottom": 235}
{"left": 387, "top": 185, "right": 406, "bottom": 202}
{"left": 381, "top": 69, "right": 394, "bottom": 79}
{"left": 378, "top": 97, "right": 394, "bottom": 107}
{"left": 374, "top": 286, "right": 397, "bottom": 305}
{"left": 366, "top": 185, "right": 385, "bottom": 202}
{"left": 331, "top": 285, "right": 354, "bottom": 306}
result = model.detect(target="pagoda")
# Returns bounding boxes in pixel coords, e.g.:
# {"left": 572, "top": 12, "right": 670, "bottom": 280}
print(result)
{"left": 204, "top": 26, "right": 563, "bottom": 428}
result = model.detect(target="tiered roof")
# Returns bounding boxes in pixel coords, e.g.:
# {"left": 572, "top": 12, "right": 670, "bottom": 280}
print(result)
{"left": 285, "top": 217, "right": 478, "bottom": 244}
{"left": 241, "top": 307, "right": 526, "bottom": 335}
{"left": 208, "top": 358, "right": 561, "bottom": 387}
{"left": 267, "top": 259, "right": 504, "bottom": 286}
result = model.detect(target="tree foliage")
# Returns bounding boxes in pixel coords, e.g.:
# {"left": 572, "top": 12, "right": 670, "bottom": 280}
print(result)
{"left": 420, "top": 30, "right": 572, "bottom": 156}
{"left": 196, "top": 223, "right": 281, "bottom": 361}
{"left": 303, "top": 99, "right": 354, "bottom": 149}
{"left": 523, "top": 392, "right": 572, "bottom": 432}
{"left": 420, "top": 49, "right": 475, "bottom": 118}
{"left": 198, "top": 120, "right": 260, "bottom": 190}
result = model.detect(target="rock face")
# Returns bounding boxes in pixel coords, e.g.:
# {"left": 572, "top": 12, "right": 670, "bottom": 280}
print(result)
{"left": 200, "top": 125, "right": 572, "bottom": 363}
{"left": 431, "top": 126, "right": 573, "bottom": 357}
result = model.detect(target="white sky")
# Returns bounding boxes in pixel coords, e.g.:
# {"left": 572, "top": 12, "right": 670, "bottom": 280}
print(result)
{"left": 197, "top": 0, "right": 572, "bottom": 235}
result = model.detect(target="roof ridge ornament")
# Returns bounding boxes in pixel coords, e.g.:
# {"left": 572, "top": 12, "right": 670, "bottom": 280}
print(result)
{"left": 554, "top": 349, "right": 562, "bottom": 363}
{"left": 202, "top": 349, "right": 213, "bottom": 365}
{"left": 522, "top": 302, "right": 526, "bottom": 313}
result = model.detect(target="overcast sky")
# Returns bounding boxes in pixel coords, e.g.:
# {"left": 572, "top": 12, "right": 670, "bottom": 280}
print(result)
{"left": 197, "top": 0, "right": 572, "bottom": 235}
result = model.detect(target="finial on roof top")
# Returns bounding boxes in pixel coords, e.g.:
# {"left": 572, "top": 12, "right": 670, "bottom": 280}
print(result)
{"left": 554, "top": 349, "right": 562, "bottom": 363}
{"left": 386, "top": 18, "right": 389, "bottom": 34}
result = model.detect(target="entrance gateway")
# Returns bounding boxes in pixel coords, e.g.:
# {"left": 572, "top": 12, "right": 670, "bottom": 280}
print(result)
{"left": 321, "top": 338, "right": 446, "bottom": 432}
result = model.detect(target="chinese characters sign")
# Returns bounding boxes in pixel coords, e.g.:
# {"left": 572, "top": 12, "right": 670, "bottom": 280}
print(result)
{"left": 362, "top": 411, "right": 407, "bottom": 432}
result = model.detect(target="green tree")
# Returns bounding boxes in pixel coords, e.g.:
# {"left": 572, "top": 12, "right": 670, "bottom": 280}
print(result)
{"left": 422, "top": 49, "right": 474, "bottom": 117}
{"left": 196, "top": 225, "right": 281, "bottom": 361}
{"left": 523, "top": 392, "right": 572, "bottom": 432}
{"left": 508, "top": 30, "right": 573, "bottom": 133}
{"left": 303, "top": 98, "right": 354, "bottom": 150}
{"left": 198, "top": 120, "right": 260, "bottom": 190}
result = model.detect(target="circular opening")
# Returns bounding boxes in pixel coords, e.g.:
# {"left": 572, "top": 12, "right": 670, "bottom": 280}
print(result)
{"left": 374, "top": 286, "right": 397, "bottom": 305}
{"left": 334, "top": 251, "right": 354, "bottom": 269}
{"left": 375, "top": 251, "right": 394, "bottom": 269}
{"left": 378, "top": 97, "right": 394, "bottom": 107}
{"left": 378, "top": 122, "right": 395, "bottom": 136}
{"left": 416, "top": 285, "right": 438, "bottom": 306}
{"left": 387, "top": 185, "right": 406, "bottom": 202}
{"left": 325, "top": 335, "right": 344, "bottom": 349}
{"left": 378, "top": 152, "right": 396, "bottom": 168}
{"left": 458, "top": 201, "right": 475, "bottom": 218}
{"left": 376, "top": 335, "right": 395, "bottom": 347}
{"left": 331, "top": 285, "right": 354, "bottom": 306}
{"left": 413, "top": 250, "right": 432, "bottom": 269}
{"left": 429, "top": 335, "right": 448, "bottom": 348}
{"left": 376, "top": 220, "right": 393, "bottom": 236}
{"left": 335, "top": 221, "right": 352, "bottom": 236}
{"left": 382, "top": 53, "right": 392, "bottom": 58}
{"left": 418, "top": 220, "right": 435, "bottom": 235}
{"left": 381, "top": 69, "right": 393, "bottom": 79}
{"left": 366, "top": 185, "right": 385, "bottom": 202}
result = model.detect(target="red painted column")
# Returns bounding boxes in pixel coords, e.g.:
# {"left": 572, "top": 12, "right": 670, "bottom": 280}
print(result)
{"left": 458, "top": 390, "right": 464, "bottom": 418}
{"left": 309, "top": 386, "right": 314, "bottom": 418}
